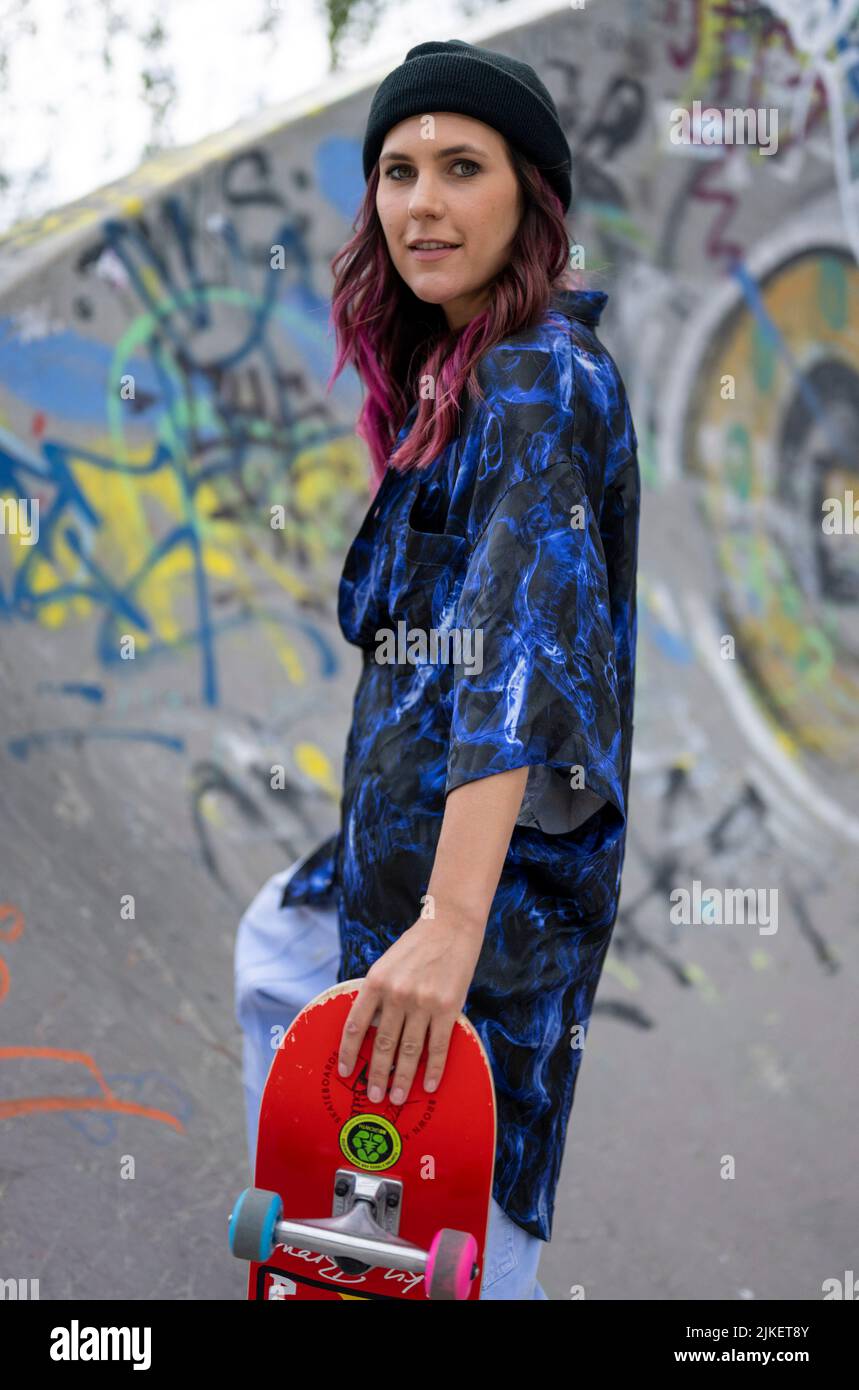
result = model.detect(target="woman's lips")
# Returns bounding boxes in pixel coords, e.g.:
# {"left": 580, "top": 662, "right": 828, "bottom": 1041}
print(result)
{"left": 408, "top": 244, "right": 461, "bottom": 261}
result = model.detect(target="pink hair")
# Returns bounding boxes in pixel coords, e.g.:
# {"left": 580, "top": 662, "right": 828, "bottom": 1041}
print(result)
{"left": 327, "top": 145, "right": 581, "bottom": 496}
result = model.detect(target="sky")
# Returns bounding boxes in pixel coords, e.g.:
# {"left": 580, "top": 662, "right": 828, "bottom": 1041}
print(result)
{"left": 0, "top": 0, "right": 562, "bottom": 236}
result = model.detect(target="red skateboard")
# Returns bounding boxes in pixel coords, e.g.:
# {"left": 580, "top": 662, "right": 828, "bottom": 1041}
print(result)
{"left": 229, "top": 980, "right": 496, "bottom": 1300}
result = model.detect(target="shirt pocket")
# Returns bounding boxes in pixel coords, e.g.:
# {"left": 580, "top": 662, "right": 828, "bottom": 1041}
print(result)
{"left": 403, "top": 487, "right": 468, "bottom": 568}
{"left": 389, "top": 494, "right": 469, "bottom": 632}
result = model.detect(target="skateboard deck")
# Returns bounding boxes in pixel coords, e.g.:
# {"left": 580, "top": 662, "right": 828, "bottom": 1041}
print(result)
{"left": 239, "top": 980, "right": 496, "bottom": 1300}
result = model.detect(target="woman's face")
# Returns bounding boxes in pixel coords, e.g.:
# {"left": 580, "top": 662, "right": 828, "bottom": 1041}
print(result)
{"left": 376, "top": 112, "right": 523, "bottom": 331}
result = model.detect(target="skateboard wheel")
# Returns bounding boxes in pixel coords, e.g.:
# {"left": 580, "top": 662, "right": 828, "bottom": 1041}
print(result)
{"left": 425, "top": 1229, "right": 479, "bottom": 1300}
{"left": 229, "top": 1187, "right": 283, "bottom": 1263}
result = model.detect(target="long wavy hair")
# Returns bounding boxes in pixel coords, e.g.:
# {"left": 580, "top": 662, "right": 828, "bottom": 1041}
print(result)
{"left": 327, "top": 142, "right": 579, "bottom": 492}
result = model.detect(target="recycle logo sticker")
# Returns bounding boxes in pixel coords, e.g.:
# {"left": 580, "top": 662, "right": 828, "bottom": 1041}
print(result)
{"left": 339, "top": 1114, "right": 402, "bottom": 1171}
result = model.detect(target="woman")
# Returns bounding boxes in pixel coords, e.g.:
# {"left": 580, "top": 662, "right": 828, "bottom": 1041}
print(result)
{"left": 235, "top": 38, "right": 639, "bottom": 1300}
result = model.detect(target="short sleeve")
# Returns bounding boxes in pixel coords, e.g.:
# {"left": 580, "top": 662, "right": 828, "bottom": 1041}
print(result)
{"left": 444, "top": 448, "right": 626, "bottom": 840}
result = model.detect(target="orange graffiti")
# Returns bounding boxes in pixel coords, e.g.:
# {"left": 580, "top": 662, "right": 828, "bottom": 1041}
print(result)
{"left": 0, "top": 902, "right": 24, "bottom": 1002}
{"left": 0, "top": 903, "right": 25, "bottom": 941}
{"left": 0, "top": 904, "right": 184, "bottom": 1133}
{"left": 0, "top": 1045, "right": 185, "bottom": 1131}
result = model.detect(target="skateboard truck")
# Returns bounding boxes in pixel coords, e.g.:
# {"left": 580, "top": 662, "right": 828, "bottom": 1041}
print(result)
{"left": 229, "top": 1171, "right": 481, "bottom": 1299}
{"left": 331, "top": 1170, "right": 402, "bottom": 1272}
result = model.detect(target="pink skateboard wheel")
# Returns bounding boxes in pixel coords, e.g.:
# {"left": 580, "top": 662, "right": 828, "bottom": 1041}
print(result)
{"left": 425, "top": 1228, "right": 479, "bottom": 1300}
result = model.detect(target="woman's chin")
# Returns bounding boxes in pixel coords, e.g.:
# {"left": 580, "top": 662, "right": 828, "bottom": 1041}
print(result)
{"left": 406, "top": 281, "right": 458, "bottom": 306}
{"left": 397, "top": 267, "right": 488, "bottom": 327}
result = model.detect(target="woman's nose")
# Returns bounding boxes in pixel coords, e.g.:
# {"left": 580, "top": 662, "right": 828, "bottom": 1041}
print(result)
{"left": 408, "top": 176, "right": 445, "bottom": 217}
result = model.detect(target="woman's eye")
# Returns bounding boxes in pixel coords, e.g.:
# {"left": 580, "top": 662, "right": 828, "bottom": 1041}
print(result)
{"left": 385, "top": 160, "right": 480, "bottom": 180}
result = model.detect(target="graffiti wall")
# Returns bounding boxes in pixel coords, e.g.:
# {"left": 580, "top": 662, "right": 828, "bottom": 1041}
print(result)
{"left": 1, "top": 0, "right": 858, "bottom": 1298}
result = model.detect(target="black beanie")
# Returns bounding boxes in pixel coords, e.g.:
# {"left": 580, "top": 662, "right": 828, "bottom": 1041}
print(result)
{"left": 362, "top": 39, "right": 572, "bottom": 213}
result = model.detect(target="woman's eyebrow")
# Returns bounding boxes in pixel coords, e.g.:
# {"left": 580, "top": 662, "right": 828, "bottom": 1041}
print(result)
{"left": 379, "top": 144, "right": 490, "bottom": 162}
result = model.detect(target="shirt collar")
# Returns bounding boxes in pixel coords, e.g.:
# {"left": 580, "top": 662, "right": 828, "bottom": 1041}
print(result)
{"left": 549, "top": 288, "right": 609, "bottom": 326}
{"left": 397, "top": 288, "right": 608, "bottom": 434}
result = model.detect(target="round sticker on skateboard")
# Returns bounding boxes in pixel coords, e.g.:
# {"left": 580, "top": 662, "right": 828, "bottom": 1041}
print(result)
{"left": 339, "top": 1114, "right": 402, "bottom": 1171}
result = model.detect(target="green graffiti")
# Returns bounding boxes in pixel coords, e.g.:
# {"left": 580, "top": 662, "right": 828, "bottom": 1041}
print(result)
{"left": 725, "top": 423, "right": 752, "bottom": 502}
{"left": 819, "top": 256, "right": 848, "bottom": 332}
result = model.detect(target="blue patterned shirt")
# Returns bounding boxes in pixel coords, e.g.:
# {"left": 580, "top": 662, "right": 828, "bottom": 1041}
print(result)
{"left": 280, "top": 288, "right": 639, "bottom": 1241}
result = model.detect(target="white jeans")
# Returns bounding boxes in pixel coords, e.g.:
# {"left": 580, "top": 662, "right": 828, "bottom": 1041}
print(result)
{"left": 234, "top": 862, "right": 548, "bottom": 1300}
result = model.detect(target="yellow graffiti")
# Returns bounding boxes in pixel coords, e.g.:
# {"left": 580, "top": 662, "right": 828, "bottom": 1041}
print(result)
{"left": 293, "top": 742, "right": 340, "bottom": 798}
{"left": 690, "top": 253, "right": 859, "bottom": 764}
{"left": 5, "top": 427, "right": 365, "bottom": 687}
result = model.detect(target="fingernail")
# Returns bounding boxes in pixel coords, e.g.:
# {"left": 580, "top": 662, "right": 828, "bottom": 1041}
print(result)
{"left": 369, "top": 1085, "right": 383, "bottom": 1102}
{"left": 338, "top": 1062, "right": 348, "bottom": 1076}
{"left": 390, "top": 1087, "right": 404, "bottom": 1104}
{"left": 425, "top": 1079, "right": 437, "bottom": 1092}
